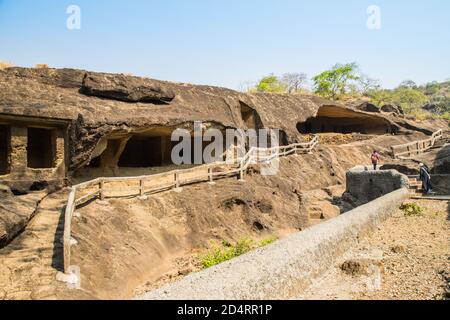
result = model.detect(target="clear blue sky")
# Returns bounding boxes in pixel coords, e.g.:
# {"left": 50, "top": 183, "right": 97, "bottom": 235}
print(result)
{"left": 0, "top": 0, "right": 449, "bottom": 89}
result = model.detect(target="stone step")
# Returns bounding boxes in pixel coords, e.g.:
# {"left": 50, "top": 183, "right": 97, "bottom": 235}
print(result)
{"left": 410, "top": 195, "right": 450, "bottom": 201}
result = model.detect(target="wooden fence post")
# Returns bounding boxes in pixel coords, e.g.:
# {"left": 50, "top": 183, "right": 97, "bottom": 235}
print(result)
{"left": 239, "top": 159, "right": 245, "bottom": 181}
{"left": 139, "top": 179, "right": 144, "bottom": 197}
{"left": 208, "top": 167, "right": 215, "bottom": 185}
{"left": 63, "top": 188, "right": 76, "bottom": 274}
{"left": 174, "top": 171, "right": 182, "bottom": 192}
{"left": 99, "top": 179, "right": 105, "bottom": 200}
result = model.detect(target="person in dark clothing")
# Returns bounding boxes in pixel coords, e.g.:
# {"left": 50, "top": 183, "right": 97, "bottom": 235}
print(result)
{"left": 371, "top": 151, "right": 381, "bottom": 170}
{"left": 419, "top": 163, "right": 433, "bottom": 194}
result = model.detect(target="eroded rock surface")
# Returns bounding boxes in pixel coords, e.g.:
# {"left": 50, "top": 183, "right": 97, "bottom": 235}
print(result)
{"left": 0, "top": 190, "right": 46, "bottom": 248}
{"left": 0, "top": 67, "right": 438, "bottom": 173}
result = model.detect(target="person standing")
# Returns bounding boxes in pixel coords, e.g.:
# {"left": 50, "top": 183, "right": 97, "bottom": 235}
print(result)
{"left": 371, "top": 150, "right": 381, "bottom": 170}
{"left": 419, "top": 163, "right": 433, "bottom": 194}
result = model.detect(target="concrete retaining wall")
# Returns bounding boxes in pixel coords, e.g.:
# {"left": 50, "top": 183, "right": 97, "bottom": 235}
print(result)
{"left": 346, "top": 166, "right": 409, "bottom": 205}
{"left": 137, "top": 187, "right": 410, "bottom": 300}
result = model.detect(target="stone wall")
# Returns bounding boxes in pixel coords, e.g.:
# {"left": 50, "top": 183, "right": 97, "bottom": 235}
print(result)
{"left": 136, "top": 188, "right": 410, "bottom": 300}
{"left": 0, "top": 119, "right": 68, "bottom": 192}
{"left": 345, "top": 166, "right": 409, "bottom": 205}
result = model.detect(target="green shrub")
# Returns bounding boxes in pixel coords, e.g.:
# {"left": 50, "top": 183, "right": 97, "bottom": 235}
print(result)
{"left": 199, "top": 236, "right": 278, "bottom": 269}
{"left": 259, "top": 236, "right": 278, "bottom": 247}
{"left": 200, "top": 246, "right": 233, "bottom": 269}
{"left": 255, "top": 74, "right": 287, "bottom": 93}
{"left": 400, "top": 203, "right": 424, "bottom": 216}
{"left": 233, "top": 238, "right": 254, "bottom": 256}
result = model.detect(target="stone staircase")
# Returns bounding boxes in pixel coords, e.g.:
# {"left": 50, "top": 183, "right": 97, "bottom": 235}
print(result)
{"left": 0, "top": 191, "right": 68, "bottom": 299}
{"left": 408, "top": 176, "right": 450, "bottom": 201}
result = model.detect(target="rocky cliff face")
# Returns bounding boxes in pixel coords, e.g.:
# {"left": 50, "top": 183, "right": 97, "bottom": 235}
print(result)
{"left": 0, "top": 67, "right": 438, "bottom": 172}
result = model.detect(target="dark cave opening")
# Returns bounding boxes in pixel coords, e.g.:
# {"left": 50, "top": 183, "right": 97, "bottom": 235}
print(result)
{"left": 296, "top": 106, "right": 394, "bottom": 135}
{"left": 118, "top": 136, "right": 166, "bottom": 168}
{"left": 0, "top": 125, "right": 10, "bottom": 175}
{"left": 27, "top": 128, "right": 56, "bottom": 169}
{"left": 240, "top": 102, "right": 263, "bottom": 131}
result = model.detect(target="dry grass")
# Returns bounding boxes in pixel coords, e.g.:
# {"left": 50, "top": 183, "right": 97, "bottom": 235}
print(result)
{"left": 0, "top": 61, "right": 14, "bottom": 70}
{"left": 35, "top": 64, "right": 49, "bottom": 69}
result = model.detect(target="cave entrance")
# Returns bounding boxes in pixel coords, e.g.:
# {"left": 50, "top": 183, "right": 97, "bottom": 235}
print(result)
{"left": 240, "top": 102, "right": 263, "bottom": 130}
{"left": 76, "top": 126, "right": 226, "bottom": 183}
{"left": 0, "top": 125, "right": 10, "bottom": 175}
{"left": 27, "top": 128, "right": 56, "bottom": 169}
{"left": 118, "top": 135, "right": 172, "bottom": 168}
{"left": 296, "top": 106, "right": 392, "bottom": 135}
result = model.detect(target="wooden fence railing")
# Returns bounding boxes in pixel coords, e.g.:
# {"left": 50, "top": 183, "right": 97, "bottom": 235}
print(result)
{"left": 62, "top": 136, "right": 319, "bottom": 274}
{"left": 391, "top": 130, "right": 444, "bottom": 159}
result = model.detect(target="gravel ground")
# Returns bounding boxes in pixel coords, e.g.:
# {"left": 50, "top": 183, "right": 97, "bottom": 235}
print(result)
{"left": 298, "top": 199, "right": 449, "bottom": 300}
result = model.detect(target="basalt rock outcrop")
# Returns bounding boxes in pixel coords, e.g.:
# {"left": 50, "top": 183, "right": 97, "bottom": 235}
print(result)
{"left": 80, "top": 73, "right": 176, "bottom": 104}
{"left": 0, "top": 67, "right": 439, "bottom": 176}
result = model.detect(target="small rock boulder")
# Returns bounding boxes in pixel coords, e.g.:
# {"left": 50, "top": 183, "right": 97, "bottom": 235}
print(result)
{"left": 0, "top": 184, "right": 13, "bottom": 198}
{"left": 340, "top": 259, "right": 384, "bottom": 276}
{"left": 391, "top": 244, "right": 407, "bottom": 254}
{"left": 356, "top": 102, "right": 381, "bottom": 113}
{"left": 381, "top": 104, "right": 404, "bottom": 115}
{"left": 422, "top": 103, "right": 442, "bottom": 114}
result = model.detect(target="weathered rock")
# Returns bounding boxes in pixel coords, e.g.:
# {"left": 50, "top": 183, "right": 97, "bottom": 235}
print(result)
{"left": 340, "top": 259, "right": 384, "bottom": 276}
{"left": 81, "top": 73, "right": 176, "bottom": 104}
{"left": 0, "top": 192, "right": 46, "bottom": 248}
{"left": 422, "top": 103, "right": 441, "bottom": 114}
{"left": 391, "top": 244, "right": 406, "bottom": 254}
{"left": 0, "top": 184, "right": 13, "bottom": 198}
{"left": 381, "top": 104, "right": 404, "bottom": 115}
{"left": 0, "top": 67, "right": 435, "bottom": 174}
{"left": 356, "top": 102, "right": 381, "bottom": 113}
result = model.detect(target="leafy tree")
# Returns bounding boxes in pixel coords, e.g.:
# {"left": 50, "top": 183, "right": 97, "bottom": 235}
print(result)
{"left": 281, "top": 73, "right": 308, "bottom": 93}
{"left": 255, "top": 74, "right": 286, "bottom": 93}
{"left": 390, "top": 88, "right": 429, "bottom": 113}
{"left": 312, "top": 63, "right": 360, "bottom": 99}
{"left": 418, "top": 81, "right": 450, "bottom": 115}
{"left": 398, "top": 80, "right": 418, "bottom": 90}
{"left": 358, "top": 74, "right": 381, "bottom": 95}
{"left": 422, "top": 81, "right": 440, "bottom": 96}
{"left": 367, "top": 87, "right": 429, "bottom": 114}
{"left": 366, "top": 88, "right": 393, "bottom": 106}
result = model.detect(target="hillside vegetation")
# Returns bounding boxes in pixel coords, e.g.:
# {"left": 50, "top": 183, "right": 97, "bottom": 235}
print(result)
{"left": 250, "top": 63, "right": 450, "bottom": 121}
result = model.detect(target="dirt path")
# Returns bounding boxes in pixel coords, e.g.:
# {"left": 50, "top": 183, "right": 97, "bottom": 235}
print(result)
{"left": 297, "top": 199, "right": 449, "bottom": 300}
{"left": 0, "top": 191, "right": 69, "bottom": 300}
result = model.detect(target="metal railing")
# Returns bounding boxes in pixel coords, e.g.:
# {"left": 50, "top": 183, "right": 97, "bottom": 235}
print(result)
{"left": 391, "top": 130, "right": 444, "bottom": 159}
{"left": 62, "top": 136, "right": 319, "bottom": 273}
